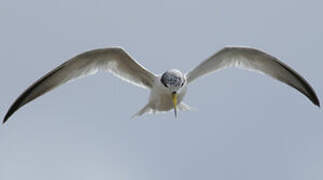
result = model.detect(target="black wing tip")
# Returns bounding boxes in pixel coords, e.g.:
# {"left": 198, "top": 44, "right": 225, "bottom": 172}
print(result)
{"left": 2, "top": 103, "right": 20, "bottom": 124}
{"left": 307, "top": 89, "right": 320, "bottom": 108}
{"left": 304, "top": 94, "right": 320, "bottom": 108}
{"left": 313, "top": 98, "right": 320, "bottom": 108}
{"left": 3, "top": 112, "right": 12, "bottom": 124}
{"left": 3, "top": 119, "right": 8, "bottom": 125}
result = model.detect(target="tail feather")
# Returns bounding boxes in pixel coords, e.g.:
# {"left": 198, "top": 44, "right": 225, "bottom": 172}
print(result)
{"left": 132, "top": 102, "right": 194, "bottom": 119}
{"left": 178, "top": 102, "right": 194, "bottom": 111}
{"left": 132, "top": 104, "right": 152, "bottom": 118}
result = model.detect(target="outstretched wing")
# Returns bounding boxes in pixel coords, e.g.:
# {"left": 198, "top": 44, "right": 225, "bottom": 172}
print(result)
{"left": 3, "top": 47, "right": 156, "bottom": 123}
{"left": 186, "top": 47, "right": 320, "bottom": 107}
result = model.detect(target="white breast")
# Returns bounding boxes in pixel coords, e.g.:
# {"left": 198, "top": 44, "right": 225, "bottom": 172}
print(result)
{"left": 149, "top": 76, "right": 187, "bottom": 111}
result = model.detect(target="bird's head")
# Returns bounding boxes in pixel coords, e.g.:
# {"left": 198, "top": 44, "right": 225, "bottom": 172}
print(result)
{"left": 160, "top": 69, "right": 186, "bottom": 117}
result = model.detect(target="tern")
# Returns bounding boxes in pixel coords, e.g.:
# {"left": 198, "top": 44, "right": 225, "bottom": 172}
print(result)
{"left": 3, "top": 47, "right": 320, "bottom": 123}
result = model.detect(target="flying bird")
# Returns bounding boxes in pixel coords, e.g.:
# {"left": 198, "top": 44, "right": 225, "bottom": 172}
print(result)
{"left": 3, "top": 47, "right": 320, "bottom": 123}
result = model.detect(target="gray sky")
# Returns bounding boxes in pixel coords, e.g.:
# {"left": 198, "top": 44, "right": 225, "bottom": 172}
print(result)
{"left": 1, "top": 0, "right": 322, "bottom": 179}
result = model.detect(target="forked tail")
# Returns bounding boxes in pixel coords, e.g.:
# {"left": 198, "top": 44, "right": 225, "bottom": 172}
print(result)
{"left": 132, "top": 104, "right": 152, "bottom": 118}
{"left": 132, "top": 102, "right": 194, "bottom": 118}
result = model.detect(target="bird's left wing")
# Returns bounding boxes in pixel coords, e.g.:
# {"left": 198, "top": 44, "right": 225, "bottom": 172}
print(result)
{"left": 3, "top": 47, "right": 156, "bottom": 123}
{"left": 186, "top": 47, "right": 320, "bottom": 107}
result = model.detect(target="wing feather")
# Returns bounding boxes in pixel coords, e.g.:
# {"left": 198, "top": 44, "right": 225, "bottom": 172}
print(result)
{"left": 186, "top": 47, "right": 320, "bottom": 107}
{"left": 3, "top": 47, "right": 156, "bottom": 123}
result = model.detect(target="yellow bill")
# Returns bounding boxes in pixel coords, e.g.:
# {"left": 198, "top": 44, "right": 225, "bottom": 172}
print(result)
{"left": 172, "top": 92, "right": 178, "bottom": 118}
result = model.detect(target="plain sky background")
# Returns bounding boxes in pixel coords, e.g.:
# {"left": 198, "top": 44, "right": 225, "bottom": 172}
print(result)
{"left": 0, "top": 0, "right": 322, "bottom": 179}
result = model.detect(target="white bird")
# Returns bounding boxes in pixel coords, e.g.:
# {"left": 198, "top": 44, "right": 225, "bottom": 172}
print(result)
{"left": 3, "top": 47, "right": 320, "bottom": 123}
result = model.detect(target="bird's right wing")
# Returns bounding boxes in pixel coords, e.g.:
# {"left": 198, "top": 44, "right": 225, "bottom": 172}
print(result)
{"left": 3, "top": 47, "right": 156, "bottom": 123}
{"left": 186, "top": 47, "right": 320, "bottom": 107}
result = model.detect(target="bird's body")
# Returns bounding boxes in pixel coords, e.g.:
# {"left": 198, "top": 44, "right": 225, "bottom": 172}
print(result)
{"left": 2, "top": 46, "right": 320, "bottom": 123}
{"left": 144, "top": 72, "right": 187, "bottom": 113}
